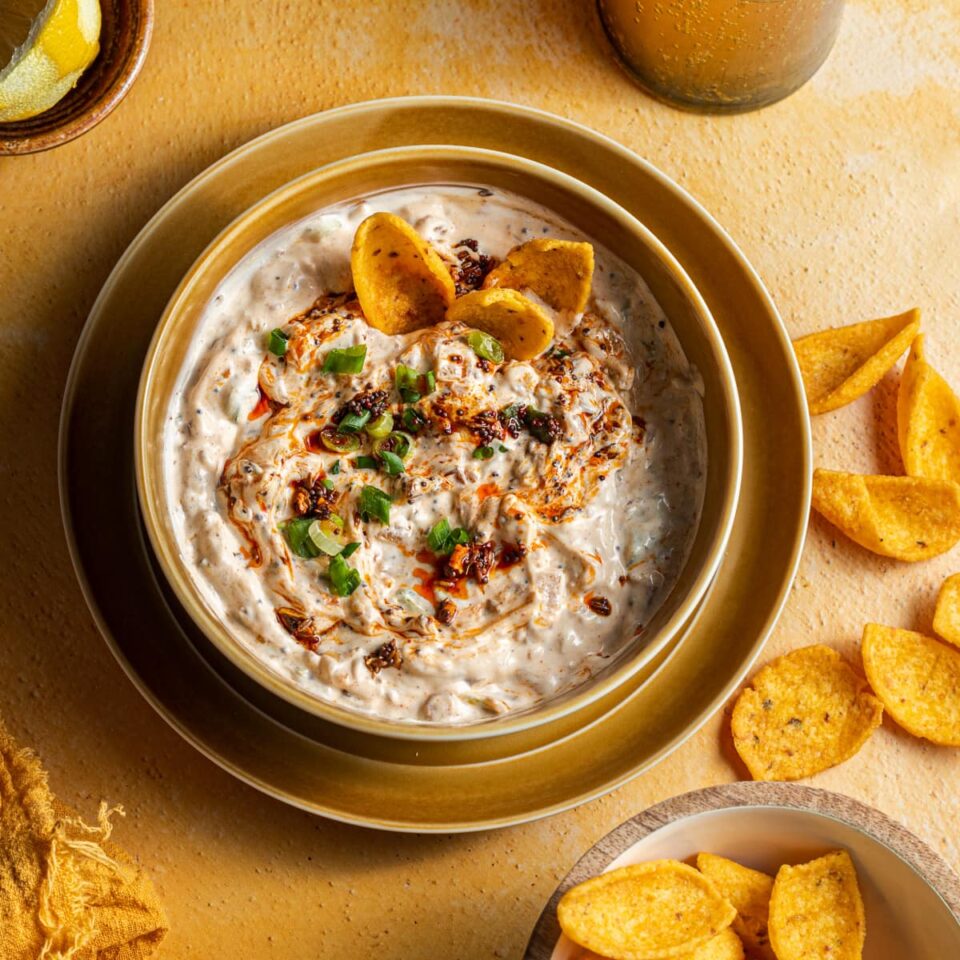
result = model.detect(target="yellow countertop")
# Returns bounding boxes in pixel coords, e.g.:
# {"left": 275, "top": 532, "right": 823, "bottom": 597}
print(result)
{"left": 1, "top": 0, "right": 958, "bottom": 956}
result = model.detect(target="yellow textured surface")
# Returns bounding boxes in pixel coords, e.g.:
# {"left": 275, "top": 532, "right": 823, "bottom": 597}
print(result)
{"left": 1, "top": 0, "right": 959, "bottom": 956}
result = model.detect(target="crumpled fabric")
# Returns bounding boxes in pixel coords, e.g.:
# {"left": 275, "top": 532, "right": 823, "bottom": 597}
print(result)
{"left": 0, "top": 717, "right": 167, "bottom": 959}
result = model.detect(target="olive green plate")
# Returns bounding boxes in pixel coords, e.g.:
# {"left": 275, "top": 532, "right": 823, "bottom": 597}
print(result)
{"left": 59, "top": 97, "right": 811, "bottom": 831}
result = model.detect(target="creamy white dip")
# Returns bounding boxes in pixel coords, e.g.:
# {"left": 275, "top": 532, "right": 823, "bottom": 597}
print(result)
{"left": 163, "top": 185, "right": 706, "bottom": 724}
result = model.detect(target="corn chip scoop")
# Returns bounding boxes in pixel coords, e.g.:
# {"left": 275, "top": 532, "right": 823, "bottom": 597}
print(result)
{"left": 730, "top": 644, "right": 883, "bottom": 782}
{"left": 897, "top": 334, "right": 960, "bottom": 483}
{"left": 0, "top": 719, "right": 167, "bottom": 960}
{"left": 768, "top": 851, "right": 865, "bottom": 960}
{"left": 574, "top": 928, "right": 744, "bottom": 960}
{"left": 933, "top": 573, "right": 960, "bottom": 649}
{"left": 557, "top": 860, "right": 737, "bottom": 960}
{"left": 350, "top": 211, "right": 455, "bottom": 334}
{"left": 696, "top": 854, "right": 775, "bottom": 960}
{"left": 482, "top": 237, "right": 594, "bottom": 314}
{"left": 792, "top": 308, "right": 919, "bottom": 415}
{"left": 811, "top": 469, "right": 960, "bottom": 562}
{"left": 861, "top": 623, "right": 960, "bottom": 746}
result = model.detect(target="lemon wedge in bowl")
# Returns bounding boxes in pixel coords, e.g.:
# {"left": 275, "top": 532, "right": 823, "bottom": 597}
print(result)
{"left": 0, "top": 0, "right": 101, "bottom": 123}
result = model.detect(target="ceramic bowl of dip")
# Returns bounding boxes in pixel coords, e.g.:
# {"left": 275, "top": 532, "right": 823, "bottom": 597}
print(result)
{"left": 136, "top": 144, "right": 742, "bottom": 741}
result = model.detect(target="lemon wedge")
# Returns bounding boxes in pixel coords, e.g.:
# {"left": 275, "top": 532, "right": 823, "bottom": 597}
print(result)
{"left": 0, "top": 0, "right": 101, "bottom": 123}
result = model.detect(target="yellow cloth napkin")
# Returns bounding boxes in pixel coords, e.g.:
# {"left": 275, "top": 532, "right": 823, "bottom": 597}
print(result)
{"left": 0, "top": 718, "right": 167, "bottom": 959}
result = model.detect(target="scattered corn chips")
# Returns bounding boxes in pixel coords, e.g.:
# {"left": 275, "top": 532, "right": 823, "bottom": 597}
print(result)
{"left": 861, "top": 623, "right": 960, "bottom": 745}
{"left": 557, "top": 860, "right": 736, "bottom": 960}
{"left": 768, "top": 851, "right": 865, "bottom": 960}
{"left": 812, "top": 468, "right": 960, "bottom": 562}
{"left": 350, "top": 212, "right": 455, "bottom": 334}
{"left": 793, "top": 308, "right": 919, "bottom": 415}
{"left": 897, "top": 334, "right": 960, "bottom": 482}
{"left": 482, "top": 237, "right": 594, "bottom": 314}
{"left": 446, "top": 287, "right": 554, "bottom": 360}
{"left": 933, "top": 573, "right": 960, "bottom": 649}
{"left": 731, "top": 645, "right": 882, "bottom": 781}
{"left": 696, "top": 854, "right": 775, "bottom": 960}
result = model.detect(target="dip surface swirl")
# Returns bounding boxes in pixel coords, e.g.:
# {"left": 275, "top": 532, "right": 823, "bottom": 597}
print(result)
{"left": 164, "top": 185, "right": 706, "bottom": 724}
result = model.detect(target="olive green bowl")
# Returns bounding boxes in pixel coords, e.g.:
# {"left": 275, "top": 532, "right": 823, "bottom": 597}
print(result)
{"left": 135, "top": 144, "right": 742, "bottom": 742}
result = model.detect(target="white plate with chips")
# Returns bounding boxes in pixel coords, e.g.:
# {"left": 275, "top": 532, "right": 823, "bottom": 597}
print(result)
{"left": 525, "top": 782, "right": 960, "bottom": 959}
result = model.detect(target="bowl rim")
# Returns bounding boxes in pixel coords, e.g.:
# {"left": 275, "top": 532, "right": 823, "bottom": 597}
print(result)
{"left": 525, "top": 781, "right": 960, "bottom": 959}
{"left": 0, "top": 0, "right": 154, "bottom": 156}
{"left": 134, "top": 142, "right": 743, "bottom": 742}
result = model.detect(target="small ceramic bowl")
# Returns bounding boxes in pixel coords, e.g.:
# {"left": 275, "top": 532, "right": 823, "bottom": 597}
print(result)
{"left": 136, "top": 144, "right": 742, "bottom": 741}
{"left": 526, "top": 782, "right": 960, "bottom": 959}
{"left": 0, "top": 0, "right": 153, "bottom": 156}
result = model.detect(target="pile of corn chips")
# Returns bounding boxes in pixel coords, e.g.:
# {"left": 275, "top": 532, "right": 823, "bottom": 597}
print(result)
{"left": 349, "top": 211, "right": 593, "bottom": 357}
{"left": 795, "top": 309, "right": 960, "bottom": 561}
{"left": 558, "top": 849, "right": 865, "bottom": 959}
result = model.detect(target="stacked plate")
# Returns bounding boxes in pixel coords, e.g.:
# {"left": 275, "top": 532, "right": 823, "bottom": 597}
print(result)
{"left": 59, "top": 96, "right": 811, "bottom": 831}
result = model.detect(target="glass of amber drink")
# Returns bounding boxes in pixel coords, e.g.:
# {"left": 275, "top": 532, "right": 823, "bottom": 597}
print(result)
{"left": 597, "top": 0, "right": 845, "bottom": 112}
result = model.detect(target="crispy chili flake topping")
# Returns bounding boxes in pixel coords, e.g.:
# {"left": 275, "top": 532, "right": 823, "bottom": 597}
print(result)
{"left": 364, "top": 639, "right": 402, "bottom": 675}
{"left": 435, "top": 598, "right": 457, "bottom": 626}
{"left": 275, "top": 607, "right": 319, "bottom": 651}
{"left": 525, "top": 409, "right": 563, "bottom": 444}
{"left": 498, "top": 542, "right": 527, "bottom": 568}
{"left": 444, "top": 540, "right": 496, "bottom": 585}
{"left": 291, "top": 475, "right": 336, "bottom": 519}
{"left": 587, "top": 595, "right": 612, "bottom": 617}
{"left": 470, "top": 409, "right": 505, "bottom": 447}
{"left": 498, "top": 403, "right": 527, "bottom": 439}
{"left": 334, "top": 388, "right": 389, "bottom": 426}
{"left": 452, "top": 238, "right": 497, "bottom": 296}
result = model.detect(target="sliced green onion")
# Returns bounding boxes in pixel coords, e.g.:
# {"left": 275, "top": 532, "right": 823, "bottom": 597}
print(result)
{"left": 373, "top": 430, "right": 414, "bottom": 462}
{"left": 365, "top": 411, "right": 394, "bottom": 439}
{"left": 281, "top": 518, "right": 321, "bottom": 559}
{"left": 318, "top": 427, "right": 360, "bottom": 453}
{"left": 337, "top": 409, "right": 371, "bottom": 433}
{"left": 358, "top": 484, "right": 393, "bottom": 524}
{"left": 354, "top": 455, "right": 378, "bottom": 470}
{"left": 498, "top": 444, "right": 508, "bottom": 453}
{"left": 323, "top": 344, "right": 367, "bottom": 374}
{"left": 340, "top": 541, "right": 361, "bottom": 559}
{"left": 450, "top": 527, "right": 471, "bottom": 547}
{"left": 500, "top": 402, "right": 522, "bottom": 420}
{"left": 426, "top": 518, "right": 450, "bottom": 553}
{"left": 401, "top": 406, "right": 426, "bottom": 433}
{"left": 267, "top": 328, "right": 289, "bottom": 357}
{"left": 427, "top": 518, "right": 471, "bottom": 555}
{"left": 396, "top": 364, "right": 436, "bottom": 403}
{"left": 468, "top": 330, "right": 504, "bottom": 363}
{"left": 328, "top": 513, "right": 344, "bottom": 531}
{"left": 328, "top": 553, "right": 361, "bottom": 597}
{"left": 330, "top": 460, "right": 341, "bottom": 475}
{"left": 308, "top": 519, "right": 345, "bottom": 556}
{"left": 473, "top": 445, "right": 495, "bottom": 460}
{"left": 322, "top": 478, "right": 334, "bottom": 490}
{"left": 395, "top": 588, "right": 434, "bottom": 617}
{"left": 379, "top": 450, "right": 405, "bottom": 476}
{"left": 395, "top": 364, "right": 419, "bottom": 403}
